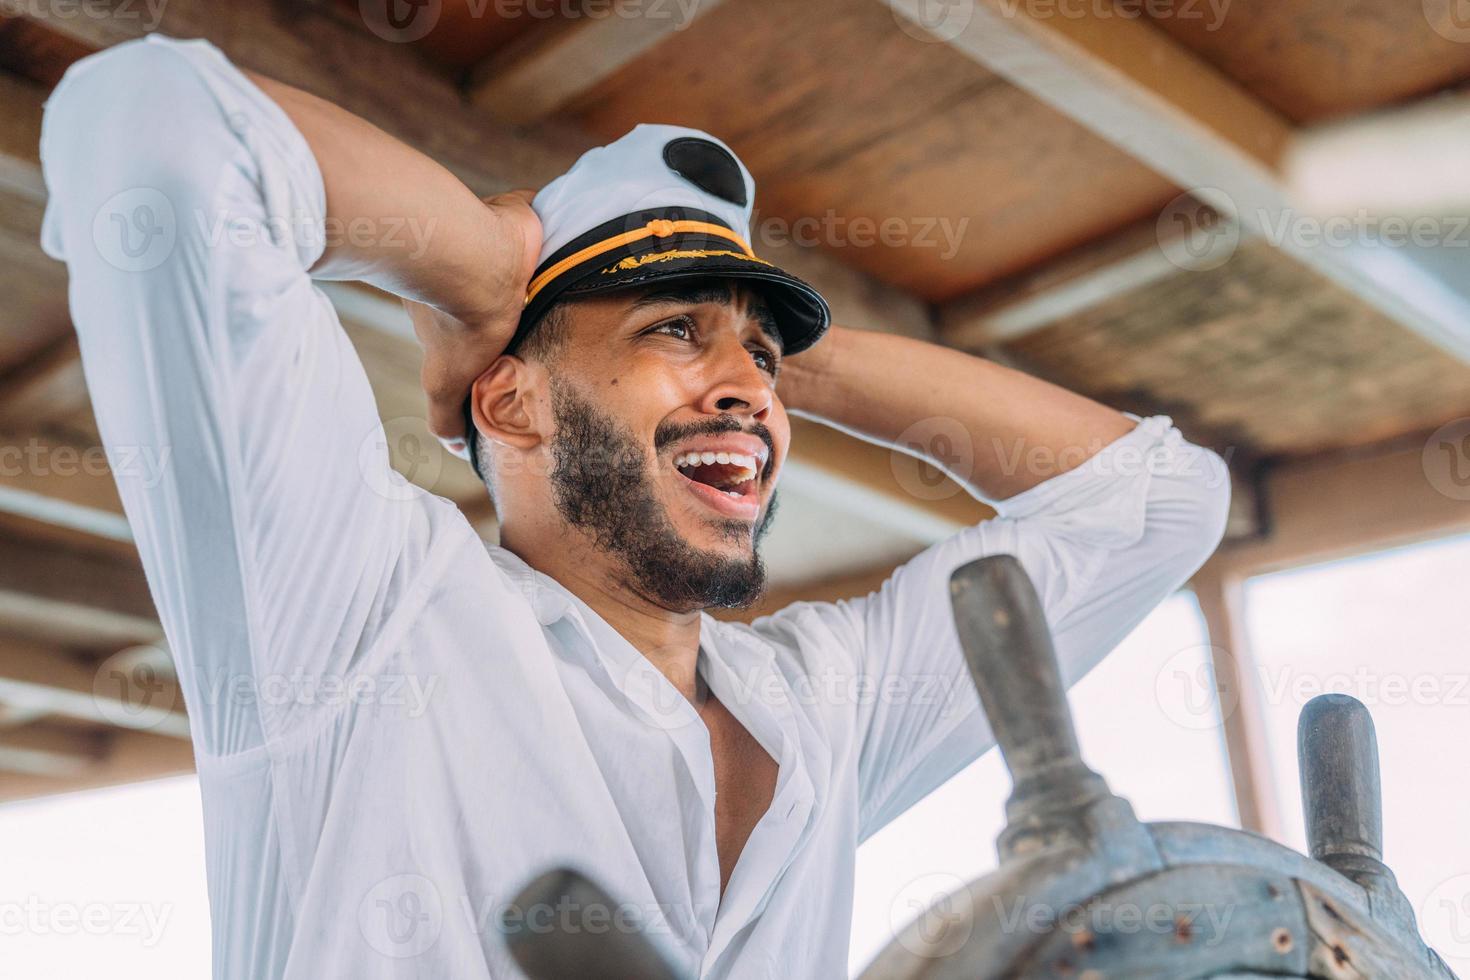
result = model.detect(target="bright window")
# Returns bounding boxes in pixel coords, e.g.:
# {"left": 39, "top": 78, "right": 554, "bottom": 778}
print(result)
{"left": 1242, "top": 532, "right": 1470, "bottom": 977}
{"left": 1, "top": 775, "right": 211, "bottom": 978}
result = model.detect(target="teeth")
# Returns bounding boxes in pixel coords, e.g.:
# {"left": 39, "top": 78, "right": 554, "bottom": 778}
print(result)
{"left": 673, "top": 450, "right": 760, "bottom": 484}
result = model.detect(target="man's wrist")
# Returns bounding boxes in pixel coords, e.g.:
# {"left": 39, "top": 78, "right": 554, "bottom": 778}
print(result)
{"left": 777, "top": 323, "right": 843, "bottom": 415}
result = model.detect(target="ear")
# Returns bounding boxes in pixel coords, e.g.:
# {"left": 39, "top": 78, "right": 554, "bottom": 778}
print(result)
{"left": 469, "top": 356, "right": 548, "bottom": 451}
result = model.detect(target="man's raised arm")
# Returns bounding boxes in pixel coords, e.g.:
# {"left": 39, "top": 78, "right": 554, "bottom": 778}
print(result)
{"left": 767, "top": 325, "right": 1231, "bottom": 838}
{"left": 38, "top": 35, "right": 527, "bottom": 755}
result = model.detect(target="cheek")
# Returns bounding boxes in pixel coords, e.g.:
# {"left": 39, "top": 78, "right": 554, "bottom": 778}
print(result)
{"left": 768, "top": 401, "right": 791, "bottom": 464}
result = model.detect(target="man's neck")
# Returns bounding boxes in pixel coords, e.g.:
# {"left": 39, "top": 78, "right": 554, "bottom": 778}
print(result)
{"left": 501, "top": 527, "right": 704, "bottom": 704}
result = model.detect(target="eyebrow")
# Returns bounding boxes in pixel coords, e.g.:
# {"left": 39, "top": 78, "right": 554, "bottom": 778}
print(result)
{"left": 626, "top": 282, "right": 784, "bottom": 352}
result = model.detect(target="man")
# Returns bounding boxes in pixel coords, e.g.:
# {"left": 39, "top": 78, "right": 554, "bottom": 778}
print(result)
{"left": 39, "top": 34, "right": 1229, "bottom": 980}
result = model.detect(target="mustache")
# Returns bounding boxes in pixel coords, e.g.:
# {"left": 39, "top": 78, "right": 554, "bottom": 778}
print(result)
{"left": 654, "top": 414, "right": 777, "bottom": 480}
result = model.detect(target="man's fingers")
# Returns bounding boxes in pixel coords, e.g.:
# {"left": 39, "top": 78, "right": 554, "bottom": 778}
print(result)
{"left": 483, "top": 188, "right": 538, "bottom": 208}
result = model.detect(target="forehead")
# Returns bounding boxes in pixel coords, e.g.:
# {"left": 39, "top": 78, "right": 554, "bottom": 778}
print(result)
{"left": 576, "top": 278, "right": 783, "bottom": 349}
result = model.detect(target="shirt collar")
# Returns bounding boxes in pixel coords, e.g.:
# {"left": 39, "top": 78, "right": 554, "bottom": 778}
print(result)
{"left": 487, "top": 544, "right": 575, "bottom": 626}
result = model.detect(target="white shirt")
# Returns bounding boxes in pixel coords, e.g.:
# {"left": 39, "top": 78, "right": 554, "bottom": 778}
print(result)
{"left": 39, "top": 35, "right": 1231, "bottom": 980}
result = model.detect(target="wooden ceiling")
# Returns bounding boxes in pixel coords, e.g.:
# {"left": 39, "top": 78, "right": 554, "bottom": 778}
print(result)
{"left": 2, "top": 0, "right": 1470, "bottom": 800}
{"left": 1149, "top": 0, "right": 1470, "bottom": 123}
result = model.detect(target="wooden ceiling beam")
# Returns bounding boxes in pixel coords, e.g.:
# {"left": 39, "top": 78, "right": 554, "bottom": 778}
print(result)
{"left": 0, "top": 13, "right": 949, "bottom": 551}
{"left": 0, "top": 334, "right": 88, "bottom": 428}
{"left": 0, "top": 534, "right": 161, "bottom": 647}
{"left": 0, "top": 430, "right": 132, "bottom": 544}
{"left": 0, "top": 728, "right": 194, "bottom": 804}
{"left": 892, "top": 0, "right": 1470, "bottom": 366}
{"left": 1213, "top": 433, "right": 1470, "bottom": 576}
{"left": 467, "top": 0, "right": 728, "bottom": 125}
{"left": 0, "top": 69, "right": 45, "bottom": 203}
{"left": 0, "top": 721, "right": 109, "bottom": 776}
{"left": 0, "top": 634, "right": 189, "bottom": 738}
{"left": 8, "top": 1, "right": 932, "bottom": 339}
{"left": 939, "top": 212, "right": 1216, "bottom": 350}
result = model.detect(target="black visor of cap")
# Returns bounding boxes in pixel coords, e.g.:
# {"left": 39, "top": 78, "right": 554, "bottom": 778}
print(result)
{"left": 465, "top": 206, "right": 831, "bottom": 479}
{"left": 511, "top": 206, "right": 830, "bottom": 355}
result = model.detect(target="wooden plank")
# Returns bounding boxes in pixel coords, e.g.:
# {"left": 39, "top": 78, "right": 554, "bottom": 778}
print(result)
{"left": 991, "top": 239, "right": 1470, "bottom": 458}
{"left": 0, "top": 721, "right": 108, "bottom": 776}
{"left": 6, "top": 0, "right": 933, "bottom": 338}
{"left": 1190, "top": 560, "right": 1284, "bottom": 840}
{"left": 324, "top": 0, "right": 545, "bottom": 75}
{"left": 563, "top": 0, "right": 1176, "bottom": 300}
{"left": 0, "top": 634, "right": 189, "bottom": 738}
{"left": 0, "top": 334, "right": 88, "bottom": 427}
{"left": 0, "top": 69, "right": 45, "bottom": 202}
{"left": 0, "top": 728, "right": 194, "bottom": 803}
{"left": 1216, "top": 433, "right": 1470, "bottom": 575}
{"left": 0, "top": 430, "right": 130, "bottom": 542}
{"left": 939, "top": 212, "right": 1224, "bottom": 348}
{"left": 468, "top": 0, "right": 726, "bottom": 124}
{"left": 1148, "top": 0, "right": 1470, "bottom": 124}
{"left": 0, "top": 534, "right": 161, "bottom": 646}
{"left": 883, "top": 0, "right": 1470, "bottom": 366}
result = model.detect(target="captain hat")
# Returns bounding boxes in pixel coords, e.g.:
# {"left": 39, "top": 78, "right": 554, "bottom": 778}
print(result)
{"left": 464, "top": 124, "right": 832, "bottom": 472}
{"left": 512, "top": 123, "right": 830, "bottom": 354}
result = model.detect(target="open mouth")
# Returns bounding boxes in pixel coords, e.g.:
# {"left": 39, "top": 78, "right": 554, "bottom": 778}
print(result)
{"left": 674, "top": 451, "right": 760, "bottom": 497}
{"left": 670, "top": 445, "right": 767, "bottom": 521}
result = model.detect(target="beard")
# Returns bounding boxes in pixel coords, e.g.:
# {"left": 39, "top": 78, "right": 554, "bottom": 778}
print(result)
{"left": 547, "top": 380, "right": 778, "bottom": 612}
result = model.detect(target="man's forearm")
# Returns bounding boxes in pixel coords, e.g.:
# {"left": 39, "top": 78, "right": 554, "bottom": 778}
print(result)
{"left": 778, "top": 325, "right": 1135, "bottom": 501}
{"left": 248, "top": 72, "right": 516, "bottom": 325}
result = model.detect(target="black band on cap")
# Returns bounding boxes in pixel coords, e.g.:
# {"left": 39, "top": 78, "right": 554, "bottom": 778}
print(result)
{"left": 507, "top": 206, "right": 747, "bottom": 355}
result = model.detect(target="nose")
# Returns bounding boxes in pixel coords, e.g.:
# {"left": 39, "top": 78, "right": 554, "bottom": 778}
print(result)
{"left": 694, "top": 334, "right": 774, "bottom": 422}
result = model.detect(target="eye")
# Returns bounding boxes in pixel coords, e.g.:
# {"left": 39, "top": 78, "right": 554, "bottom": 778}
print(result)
{"left": 748, "top": 345, "right": 779, "bottom": 376}
{"left": 648, "top": 316, "right": 694, "bottom": 340}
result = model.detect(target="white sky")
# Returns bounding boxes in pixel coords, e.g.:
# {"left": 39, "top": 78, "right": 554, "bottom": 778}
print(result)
{"left": 2, "top": 534, "right": 1466, "bottom": 979}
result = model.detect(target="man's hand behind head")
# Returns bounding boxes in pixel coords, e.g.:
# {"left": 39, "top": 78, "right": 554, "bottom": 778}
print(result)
{"left": 408, "top": 187, "right": 542, "bottom": 450}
